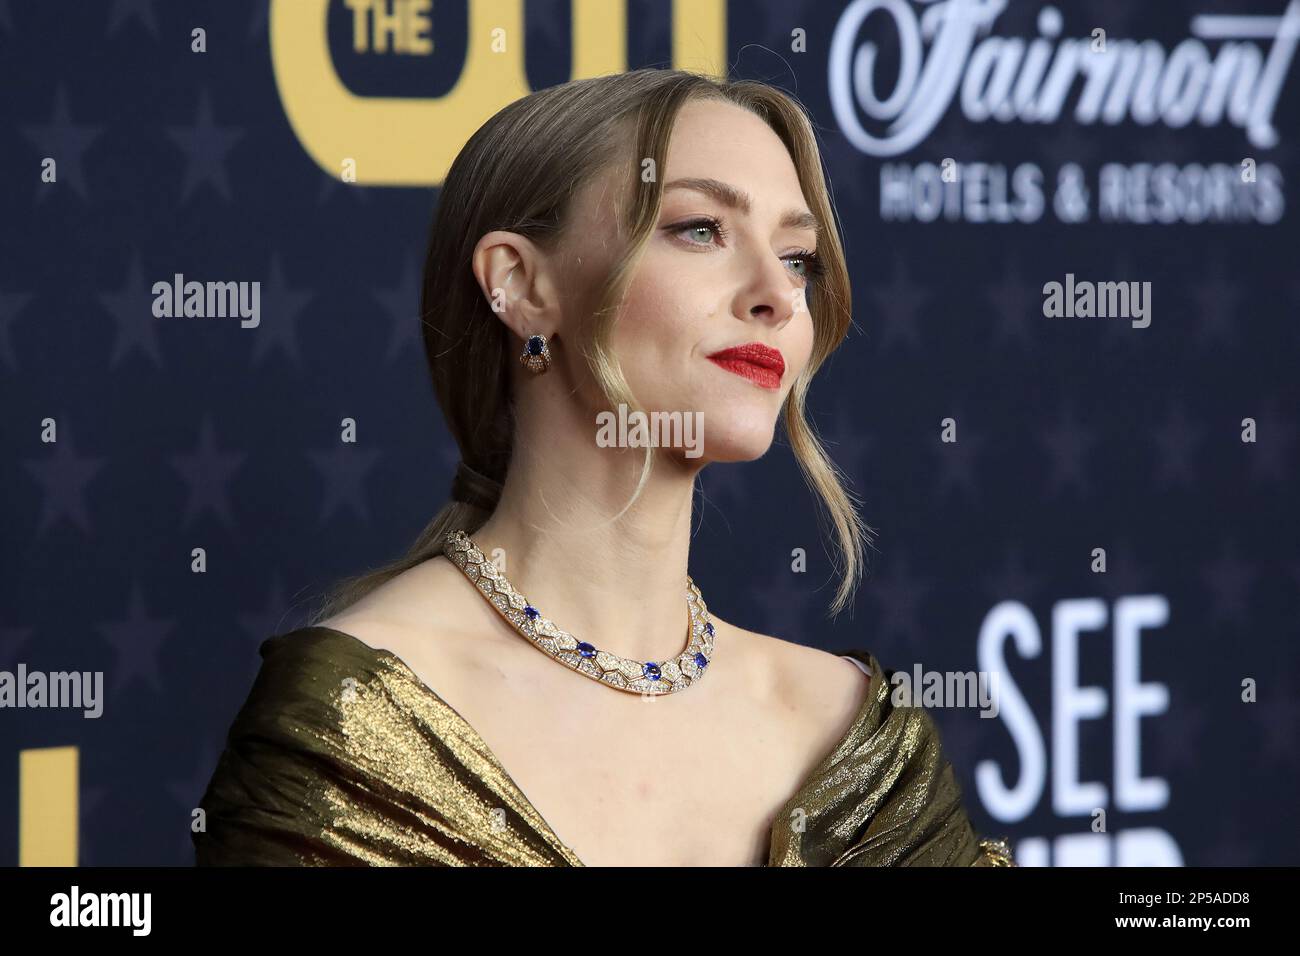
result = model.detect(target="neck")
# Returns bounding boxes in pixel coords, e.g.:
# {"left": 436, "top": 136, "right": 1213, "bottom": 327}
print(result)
{"left": 464, "top": 395, "right": 704, "bottom": 664}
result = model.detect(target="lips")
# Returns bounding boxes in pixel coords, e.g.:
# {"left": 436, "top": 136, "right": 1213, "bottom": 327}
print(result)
{"left": 707, "top": 343, "right": 785, "bottom": 390}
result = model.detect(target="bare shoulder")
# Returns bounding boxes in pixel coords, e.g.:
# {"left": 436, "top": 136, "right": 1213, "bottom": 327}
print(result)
{"left": 712, "top": 616, "right": 872, "bottom": 733}
{"left": 313, "top": 554, "right": 513, "bottom": 688}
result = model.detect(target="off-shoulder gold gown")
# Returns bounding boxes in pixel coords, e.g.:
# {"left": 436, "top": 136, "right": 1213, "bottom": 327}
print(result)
{"left": 192, "top": 627, "right": 1016, "bottom": 866}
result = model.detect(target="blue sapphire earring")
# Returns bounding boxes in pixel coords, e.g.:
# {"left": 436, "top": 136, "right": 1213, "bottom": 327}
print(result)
{"left": 519, "top": 333, "right": 552, "bottom": 375}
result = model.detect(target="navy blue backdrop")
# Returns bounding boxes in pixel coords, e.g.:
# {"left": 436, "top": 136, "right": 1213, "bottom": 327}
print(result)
{"left": 2, "top": 0, "right": 1297, "bottom": 866}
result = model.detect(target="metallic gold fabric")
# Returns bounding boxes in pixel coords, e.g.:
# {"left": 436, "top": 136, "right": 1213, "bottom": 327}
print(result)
{"left": 193, "top": 627, "right": 1016, "bottom": 867}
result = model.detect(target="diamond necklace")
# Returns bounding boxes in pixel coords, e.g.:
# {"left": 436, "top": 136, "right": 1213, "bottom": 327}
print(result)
{"left": 441, "top": 528, "right": 715, "bottom": 696}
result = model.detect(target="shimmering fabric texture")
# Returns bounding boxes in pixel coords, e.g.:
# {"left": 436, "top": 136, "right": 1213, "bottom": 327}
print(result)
{"left": 193, "top": 627, "right": 1016, "bottom": 867}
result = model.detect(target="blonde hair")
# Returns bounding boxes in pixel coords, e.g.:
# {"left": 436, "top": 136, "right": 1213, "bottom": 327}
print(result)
{"left": 308, "top": 68, "right": 873, "bottom": 624}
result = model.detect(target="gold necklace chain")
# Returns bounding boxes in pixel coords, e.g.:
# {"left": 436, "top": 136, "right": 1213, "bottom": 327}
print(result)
{"left": 442, "top": 528, "right": 715, "bottom": 695}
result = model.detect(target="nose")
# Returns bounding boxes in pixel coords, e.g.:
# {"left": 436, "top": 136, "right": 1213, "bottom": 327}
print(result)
{"left": 737, "top": 248, "right": 800, "bottom": 328}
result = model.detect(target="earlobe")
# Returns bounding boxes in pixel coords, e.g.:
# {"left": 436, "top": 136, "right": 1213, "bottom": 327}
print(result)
{"left": 519, "top": 332, "right": 553, "bottom": 375}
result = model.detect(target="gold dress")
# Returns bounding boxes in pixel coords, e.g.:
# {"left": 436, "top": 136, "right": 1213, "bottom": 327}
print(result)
{"left": 193, "top": 627, "right": 1016, "bottom": 867}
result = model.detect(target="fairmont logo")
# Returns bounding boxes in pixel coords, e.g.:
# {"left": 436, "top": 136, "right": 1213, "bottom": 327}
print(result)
{"left": 830, "top": 0, "right": 1300, "bottom": 156}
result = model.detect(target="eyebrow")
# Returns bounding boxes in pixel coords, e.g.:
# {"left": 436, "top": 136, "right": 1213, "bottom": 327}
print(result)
{"left": 663, "top": 177, "right": 821, "bottom": 237}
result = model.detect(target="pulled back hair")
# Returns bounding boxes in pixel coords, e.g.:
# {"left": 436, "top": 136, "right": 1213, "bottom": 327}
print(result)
{"left": 309, "top": 68, "right": 872, "bottom": 623}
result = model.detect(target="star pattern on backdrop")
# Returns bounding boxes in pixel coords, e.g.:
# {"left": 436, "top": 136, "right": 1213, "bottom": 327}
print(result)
{"left": 821, "top": 405, "right": 876, "bottom": 488}
{"left": 1151, "top": 397, "right": 1205, "bottom": 489}
{"left": 869, "top": 253, "right": 930, "bottom": 352}
{"left": 21, "top": 426, "right": 108, "bottom": 536}
{"left": 1248, "top": 690, "right": 1300, "bottom": 766}
{"left": 166, "top": 89, "right": 246, "bottom": 205}
{"left": 169, "top": 416, "right": 247, "bottom": 529}
{"left": 1093, "top": 536, "right": 1154, "bottom": 600}
{"left": 985, "top": 254, "right": 1038, "bottom": 350}
{"left": 1197, "top": 539, "right": 1256, "bottom": 625}
{"left": 746, "top": 564, "right": 818, "bottom": 646}
{"left": 1191, "top": 257, "right": 1242, "bottom": 350}
{"left": 0, "top": 287, "right": 35, "bottom": 371}
{"left": 97, "top": 583, "right": 176, "bottom": 697}
{"left": 170, "top": 745, "right": 221, "bottom": 862}
{"left": 1096, "top": 244, "right": 1149, "bottom": 356}
{"left": 374, "top": 257, "right": 425, "bottom": 363}
{"left": 982, "top": 544, "right": 1048, "bottom": 606}
{"left": 99, "top": 249, "right": 163, "bottom": 368}
{"left": 1038, "top": 401, "right": 1100, "bottom": 497}
{"left": 76, "top": 783, "right": 110, "bottom": 867}
{"left": 238, "top": 572, "right": 312, "bottom": 688}
{"left": 251, "top": 253, "right": 314, "bottom": 367}
{"left": 931, "top": 408, "right": 987, "bottom": 502}
{"left": 107, "top": 0, "right": 157, "bottom": 38}
{"left": 0, "top": 625, "right": 36, "bottom": 667}
{"left": 20, "top": 85, "right": 103, "bottom": 202}
{"left": 308, "top": 442, "right": 384, "bottom": 524}
{"left": 316, "top": 164, "right": 373, "bottom": 206}
{"left": 862, "top": 547, "right": 934, "bottom": 649}
{"left": 239, "top": 571, "right": 303, "bottom": 647}
{"left": 1148, "top": 697, "right": 1208, "bottom": 773}
{"left": 1245, "top": 398, "right": 1296, "bottom": 484}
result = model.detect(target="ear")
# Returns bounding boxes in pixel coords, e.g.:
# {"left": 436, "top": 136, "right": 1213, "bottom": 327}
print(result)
{"left": 471, "top": 231, "right": 562, "bottom": 343}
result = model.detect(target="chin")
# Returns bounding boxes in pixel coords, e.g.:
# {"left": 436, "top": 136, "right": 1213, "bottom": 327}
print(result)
{"left": 694, "top": 421, "right": 779, "bottom": 463}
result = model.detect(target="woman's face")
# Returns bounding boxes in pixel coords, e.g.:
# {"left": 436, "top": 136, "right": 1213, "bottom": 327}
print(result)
{"left": 561, "top": 98, "right": 820, "bottom": 465}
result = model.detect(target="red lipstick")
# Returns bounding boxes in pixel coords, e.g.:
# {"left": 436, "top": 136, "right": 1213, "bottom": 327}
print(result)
{"left": 706, "top": 343, "right": 785, "bottom": 390}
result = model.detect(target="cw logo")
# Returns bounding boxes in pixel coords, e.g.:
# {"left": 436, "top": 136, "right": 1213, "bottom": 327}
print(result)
{"left": 271, "top": 0, "right": 728, "bottom": 186}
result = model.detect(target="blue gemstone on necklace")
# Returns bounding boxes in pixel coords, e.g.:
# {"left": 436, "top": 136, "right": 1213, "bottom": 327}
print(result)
{"left": 577, "top": 641, "right": 596, "bottom": 658}
{"left": 643, "top": 662, "right": 662, "bottom": 680}
{"left": 524, "top": 605, "right": 539, "bottom": 620}
{"left": 704, "top": 621, "right": 714, "bottom": 636}
{"left": 694, "top": 652, "right": 708, "bottom": 668}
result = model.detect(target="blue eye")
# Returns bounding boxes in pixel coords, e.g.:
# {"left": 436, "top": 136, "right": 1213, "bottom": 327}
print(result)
{"left": 675, "top": 216, "right": 727, "bottom": 245}
{"left": 668, "top": 216, "right": 824, "bottom": 285}
{"left": 783, "top": 250, "right": 825, "bottom": 283}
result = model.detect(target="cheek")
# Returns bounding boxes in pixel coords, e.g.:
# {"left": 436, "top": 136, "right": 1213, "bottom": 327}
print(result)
{"left": 790, "top": 306, "right": 816, "bottom": 371}
{"left": 616, "top": 266, "right": 710, "bottom": 356}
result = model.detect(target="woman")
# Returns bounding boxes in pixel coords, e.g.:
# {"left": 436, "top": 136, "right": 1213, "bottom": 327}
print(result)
{"left": 193, "top": 68, "right": 1015, "bottom": 867}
